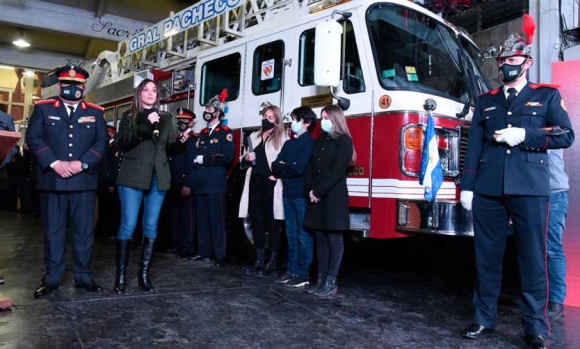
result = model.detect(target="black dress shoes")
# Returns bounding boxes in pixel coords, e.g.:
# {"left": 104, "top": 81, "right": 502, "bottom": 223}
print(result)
{"left": 548, "top": 302, "right": 564, "bottom": 319}
{"left": 34, "top": 283, "right": 58, "bottom": 299}
{"left": 461, "top": 323, "right": 493, "bottom": 339}
{"left": 75, "top": 281, "right": 104, "bottom": 292}
{"left": 525, "top": 334, "right": 549, "bottom": 349}
{"left": 214, "top": 259, "right": 226, "bottom": 267}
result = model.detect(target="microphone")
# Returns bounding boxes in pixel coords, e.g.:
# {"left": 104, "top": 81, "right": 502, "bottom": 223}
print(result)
{"left": 148, "top": 108, "right": 160, "bottom": 137}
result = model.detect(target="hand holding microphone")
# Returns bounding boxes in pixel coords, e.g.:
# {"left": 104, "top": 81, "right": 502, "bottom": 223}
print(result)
{"left": 147, "top": 111, "right": 160, "bottom": 137}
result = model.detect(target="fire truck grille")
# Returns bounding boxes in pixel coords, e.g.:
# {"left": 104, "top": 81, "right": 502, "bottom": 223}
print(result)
{"left": 458, "top": 125, "right": 470, "bottom": 182}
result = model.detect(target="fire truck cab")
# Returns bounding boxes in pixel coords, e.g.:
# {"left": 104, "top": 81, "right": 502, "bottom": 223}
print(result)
{"left": 85, "top": 0, "right": 492, "bottom": 241}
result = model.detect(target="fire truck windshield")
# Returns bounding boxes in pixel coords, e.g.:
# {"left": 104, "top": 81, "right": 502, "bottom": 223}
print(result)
{"left": 367, "top": 4, "right": 486, "bottom": 102}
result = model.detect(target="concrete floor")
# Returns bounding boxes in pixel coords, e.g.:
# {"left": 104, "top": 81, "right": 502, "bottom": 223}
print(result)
{"left": 1, "top": 210, "right": 579, "bottom": 349}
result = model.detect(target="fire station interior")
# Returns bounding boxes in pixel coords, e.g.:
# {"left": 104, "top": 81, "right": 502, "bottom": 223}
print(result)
{"left": 1, "top": 0, "right": 580, "bottom": 348}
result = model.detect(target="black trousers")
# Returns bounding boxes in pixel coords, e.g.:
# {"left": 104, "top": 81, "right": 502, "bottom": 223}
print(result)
{"left": 248, "top": 175, "right": 280, "bottom": 251}
{"left": 472, "top": 194, "right": 549, "bottom": 336}
{"left": 315, "top": 230, "right": 344, "bottom": 278}
{"left": 173, "top": 191, "right": 196, "bottom": 253}
{"left": 39, "top": 190, "right": 97, "bottom": 285}
{"left": 196, "top": 192, "right": 227, "bottom": 260}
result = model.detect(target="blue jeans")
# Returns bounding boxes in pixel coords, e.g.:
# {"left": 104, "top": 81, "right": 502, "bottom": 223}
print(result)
{"left": 117, "top": 175, "right": 167, "bottom": 240}
{"left": 283, "top": 197, "right": 313, "bottom": 279}
{"left": 547, "top": 191, "right": 569, "bottom": 304}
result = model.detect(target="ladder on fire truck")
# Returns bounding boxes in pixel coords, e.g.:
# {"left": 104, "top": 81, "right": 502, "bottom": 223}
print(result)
{"left": 91, "top": 0, "right": 334, "bottom": 90}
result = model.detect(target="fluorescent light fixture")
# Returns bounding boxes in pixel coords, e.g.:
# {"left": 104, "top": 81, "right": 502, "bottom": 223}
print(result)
{"left": 25, "top": 70, "right": 36, "bottom": 77}
{"left": 13, "top": 38, "right": 31, "bottom": 48}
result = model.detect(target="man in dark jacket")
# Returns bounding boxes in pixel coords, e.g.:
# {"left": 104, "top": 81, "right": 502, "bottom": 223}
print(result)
{"left": 26, "top": 65, "right": 108, "bottom": 298}
{"left": 96, "top": 124, "right": 120, "bottom": 238}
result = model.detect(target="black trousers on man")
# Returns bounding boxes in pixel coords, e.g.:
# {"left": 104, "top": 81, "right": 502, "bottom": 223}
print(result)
{"left": 40, "top": 190, "right": 96, "bottom": 286}
{"left": 196, "top": 193, "right": 226, "bottom": 261}
{"left": 472, "top": 194, "right": 550, "bottom": 337}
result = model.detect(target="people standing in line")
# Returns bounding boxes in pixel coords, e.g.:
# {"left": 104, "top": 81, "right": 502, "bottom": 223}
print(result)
{"left": 168, "top": 108, "right": 199, "bottom": 259}
{"left": 26, "top": 66, "right": 108, "bottom": 298}
{"left": 192, "top": 90, "right": 234, "bottom": 267}
{"left": 304, "top": 105, "right": 355, "bottom": 297}
{"left": 96, "top": 124, "right": 121, "bottom": 239}
{"left": 459, "top": 30, "right": 574, "bottom": 349}
{"left": 546, "top": 149, "right": 569, "bottom": 320}
{"left": 271, "top": 106, "right": 316, "bottom": 288}
{"left": 239, "top": 104, "right": 287, "bottom": 278}
{"left": 113, "top": 79, "right": 175, "bottom": 293}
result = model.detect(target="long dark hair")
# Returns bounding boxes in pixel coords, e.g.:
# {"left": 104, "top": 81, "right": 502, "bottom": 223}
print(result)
{"left": 130, "top": 79, "right": 160, "bottom": 114}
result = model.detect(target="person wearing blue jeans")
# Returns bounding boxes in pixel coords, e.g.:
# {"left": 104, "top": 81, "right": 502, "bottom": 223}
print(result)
{"left": 547, "top": 149, "right": 569, "bottom": 319}
{"left": 272, "top": 106, "right": 316, "bottom": 287}
{"left": 114, "top": 79, "right": 175, "bottom": 293}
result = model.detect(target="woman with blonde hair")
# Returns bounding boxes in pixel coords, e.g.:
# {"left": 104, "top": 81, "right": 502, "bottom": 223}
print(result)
{"left": 239, "top": 105, "right": 288, "bottom": 278}
{"left": 304, "top": 104, "right": 355, "bottom": 296}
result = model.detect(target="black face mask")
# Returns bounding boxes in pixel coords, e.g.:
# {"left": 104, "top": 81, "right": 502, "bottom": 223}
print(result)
{"left": 262, "top": 119, "right": 275, "bottom": 131}
{"left": 500, "top": 61, "right": 526, "bottom": 83}
{"left": 203, "top": 111, "right": 216, "bottom": 122}
{"left": 60, "top": 84, "right": 84, "bottom": 101}
{"left": 177, "top": 120, "right": 190, "bottom": 131}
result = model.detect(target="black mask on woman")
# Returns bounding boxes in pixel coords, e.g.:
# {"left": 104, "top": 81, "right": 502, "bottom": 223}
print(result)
{"left": 262, "top": 119, "right": 275, "bottom": 131}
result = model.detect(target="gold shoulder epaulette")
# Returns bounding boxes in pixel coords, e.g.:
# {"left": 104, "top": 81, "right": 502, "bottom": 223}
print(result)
{"left": 34, "top": 99, "right": 57, "bottom": 105}
{"left": 85, "top": 102, "right": 105, "bottom": 111}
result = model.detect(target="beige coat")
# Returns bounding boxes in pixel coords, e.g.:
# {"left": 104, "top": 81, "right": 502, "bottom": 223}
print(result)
{"left": 238, "top": 130, "right": 287, "bottom": 220}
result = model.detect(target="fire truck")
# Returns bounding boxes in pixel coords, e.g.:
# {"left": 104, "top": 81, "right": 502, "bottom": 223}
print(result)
{"left": 84, "top": 0, "right": 492, "bottom": 240}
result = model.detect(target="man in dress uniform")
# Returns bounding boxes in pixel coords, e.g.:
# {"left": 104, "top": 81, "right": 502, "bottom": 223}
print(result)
{"left": 192, "top": 90, "right": 234, "bottom": 266}
{"left": 167, "top": 108, "right": 198, "bottom": 259}
{"left": 26, "top": 65, "right": 108, "bottom": 298}
{"left": 459, "top": 26, "right": 574, "bottom": 349}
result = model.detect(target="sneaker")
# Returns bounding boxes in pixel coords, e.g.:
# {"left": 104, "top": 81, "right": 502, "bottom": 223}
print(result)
{"left": 548, "top": 302, "right": 564, "bottom": 319}
{"left": 274, "top": 271, "right": 293, "bottom": 284}
{"left": 285, "top": 276, "right": 309, "bottom": 288}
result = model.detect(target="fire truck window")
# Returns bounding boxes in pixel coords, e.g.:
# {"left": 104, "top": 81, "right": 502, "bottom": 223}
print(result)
{"left": 366, "top": 4, "right": 472, "bottom": 102}
{"left": 252, "top": 40, "right": 285, "bottom": 96}
{"left": 199, "top": 52, "right": 241, "bottom": 107}
{"left": 341, "top": 20, "right": 365, "bottom": 94}
{"left": 298, "top": 29, "right": 315, "bottom": 87}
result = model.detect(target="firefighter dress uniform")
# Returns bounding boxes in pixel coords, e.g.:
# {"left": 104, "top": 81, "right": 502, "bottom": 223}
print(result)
{"left": 26, "top": 66, "right": 107, "bottom": 295}
{"left": 461, "top": 83, "right": 574, "bottom": 337}
{"left": 195, "top": 122, "right": 234, "bottom": 263}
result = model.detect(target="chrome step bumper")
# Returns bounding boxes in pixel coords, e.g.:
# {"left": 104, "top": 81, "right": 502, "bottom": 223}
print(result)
{"left": 396, "top": 199, "right": 474, "bottom": 237}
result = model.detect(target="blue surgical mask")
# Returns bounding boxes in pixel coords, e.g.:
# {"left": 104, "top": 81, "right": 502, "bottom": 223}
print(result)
{"left": 291, "top": 120, "right": 304, "bottom": 135}
{"left": 321, "top": 119, "right": 333, "bottom": 133}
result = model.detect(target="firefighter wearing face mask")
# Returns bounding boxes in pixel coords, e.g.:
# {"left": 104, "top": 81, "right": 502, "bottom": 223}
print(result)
{"left": 191, "top": 90, "right": 234, "bottom": 266}
{"left": 459, "top": 18, "right": 574, "bottom": 349}
{"left": 26, "top": 65, "right": 108, "bottom": 298}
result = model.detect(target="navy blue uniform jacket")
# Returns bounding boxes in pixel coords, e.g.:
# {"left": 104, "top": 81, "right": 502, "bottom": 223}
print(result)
{"left": 195, "top": 123, "right": 234, "bottom": 194}
{"left": 461, "top": 83, "right": 574, "bottom": 196}
{"left": 26, "top": 98, "right": 107, "bottom": 191}
{"left": 169, "top": 133, "right": 199, "bottom": 190}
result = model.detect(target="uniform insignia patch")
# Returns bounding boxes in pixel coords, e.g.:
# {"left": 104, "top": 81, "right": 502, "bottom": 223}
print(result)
{"left": 78, "top": 116, "right": 96, "bottom": 123}
{"left": 214, "top": 127, "right": 221, "bottom": 132}
{"left": 210, "top": 138, "right": 219, "bottom": 144}
{"left": 525, "top": 102, "right": 542, "bottom": 107}
{"left": 561, "top": 99, "right": 568, "bottom": 112}
{"left": 226, "top": 134, "right": 233, "bottom": 142}
{"left": 484, "top": 106, "right": 496, "bottom": 112}
{"left": 48, "top": 116, "right": 60, "bottom": 120}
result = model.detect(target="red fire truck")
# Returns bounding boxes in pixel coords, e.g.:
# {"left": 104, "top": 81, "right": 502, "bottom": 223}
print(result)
{"left": 84, "top": 0, "right": 492, "bottom": 240}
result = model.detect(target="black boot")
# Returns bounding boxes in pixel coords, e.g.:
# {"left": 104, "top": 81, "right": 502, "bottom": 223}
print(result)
{"left": 113, "top": 239, "right": 131, "bottom": 293}
{"left": 307, "top": 273, "right": 326, "bottom": 294}
{"left": 257, "top": 252, "right": 277, "bottom": 279}
{"left": 138, "top": 237, "right": 155, "bottom": 292}
{"left": 312, "top": 275, "right": 337, "bottom": 297}
{"left": 244, "top": 248, "right": 265, "bottom": 276}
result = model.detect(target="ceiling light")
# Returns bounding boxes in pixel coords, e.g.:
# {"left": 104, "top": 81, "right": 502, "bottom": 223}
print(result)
{"left": 13, "top": 33, "right": 31, "bottom": 48}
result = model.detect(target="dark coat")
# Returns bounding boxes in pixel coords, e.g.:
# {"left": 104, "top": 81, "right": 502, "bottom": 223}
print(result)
{"left": 461, "top": 82, "right": 574, "bottom": 196}
{"left": 303, "top": 133, "right": 353, "bottom": 231}
{"left": 195, "top": 122, "right": 235, "bottom": 194}
{"left": 168, "top": 133, "right": 199, "bottom": 189}
{"left": 271, "top": 132, "right": 314, "bottom": 199}
{"left": 26, "top": 98, "right": 108, "bottom": 191}
{"left": 116, "top": 109, "right": 175, "bottom": 190}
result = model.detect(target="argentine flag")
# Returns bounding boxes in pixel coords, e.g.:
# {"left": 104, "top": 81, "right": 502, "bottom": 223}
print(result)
{"left": 419, "top": 112, "right": 443, "bottom": 202}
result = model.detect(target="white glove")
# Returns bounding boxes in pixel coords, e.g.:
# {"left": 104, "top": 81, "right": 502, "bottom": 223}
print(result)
{"left": 494, "top": 127, "right": 526, "bottom": 147}
{"left": 194, "top": 155, "right": 204, "bottom": 164}
{"left": 460, "top": 190, "right": 474, "bottom": 211}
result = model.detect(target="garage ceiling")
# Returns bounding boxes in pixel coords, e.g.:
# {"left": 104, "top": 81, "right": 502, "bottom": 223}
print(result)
{"left": 0, "top": 0, "right": 526, "bottom": 72}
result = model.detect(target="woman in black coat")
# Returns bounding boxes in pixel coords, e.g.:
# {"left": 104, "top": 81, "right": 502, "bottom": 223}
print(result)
{"left": 113, "top": 79, "right": 174, "bottom": 293}
{"left": 304, "top": 104, "right": 355, "bottom": 297}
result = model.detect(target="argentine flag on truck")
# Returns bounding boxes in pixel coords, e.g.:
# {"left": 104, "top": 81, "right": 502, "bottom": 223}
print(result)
{"left": 419, "top": 112, "right": 443, "bottom": 202}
